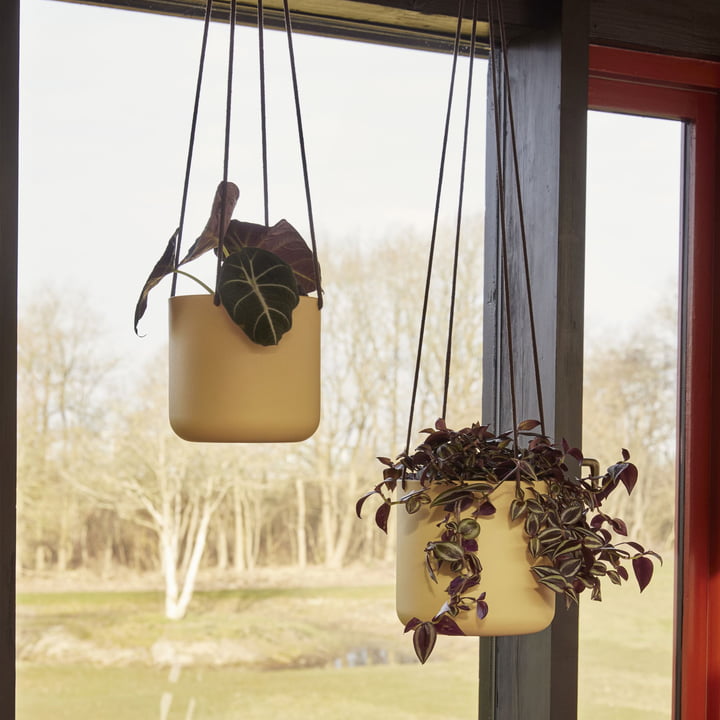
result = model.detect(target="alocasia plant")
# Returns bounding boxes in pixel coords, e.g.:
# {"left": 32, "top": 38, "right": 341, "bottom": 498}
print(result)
{"left": 134, "top": 181, "right": 321, "bottom": 346}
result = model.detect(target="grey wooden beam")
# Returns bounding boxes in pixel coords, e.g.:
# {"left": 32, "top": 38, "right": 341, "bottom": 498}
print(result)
{"left": 591, "top": 0, "right": 720, "bottom": 61}
{"left": 480, "top": 0, "right": 588, "bottom": 718}
{"left": 0, "top": 1, "right": 18, "bottom": 717}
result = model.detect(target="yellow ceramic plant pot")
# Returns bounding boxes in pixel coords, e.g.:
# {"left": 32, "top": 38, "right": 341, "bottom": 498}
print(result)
{"left": 168, "top": 294, "right": 321, "bottom": 442}
{"left": 396, "top": 481, "right": 555, "bottom": 635}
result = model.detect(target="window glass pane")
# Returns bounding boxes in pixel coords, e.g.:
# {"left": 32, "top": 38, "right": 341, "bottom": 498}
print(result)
{"left": 17, "top": 1, "right": 486, "bottom": 717}
{"left": 579, "top": 110, "right": 680, "bottom": 720}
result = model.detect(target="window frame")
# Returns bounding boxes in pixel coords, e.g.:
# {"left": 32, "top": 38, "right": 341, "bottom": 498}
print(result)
{"left": 588, "top": 44, "right": 720, "bottom": 720}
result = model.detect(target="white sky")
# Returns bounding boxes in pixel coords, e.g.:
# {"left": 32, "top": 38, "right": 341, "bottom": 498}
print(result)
{"left": 18, "top": 0, "right": 681, "bottom": 370}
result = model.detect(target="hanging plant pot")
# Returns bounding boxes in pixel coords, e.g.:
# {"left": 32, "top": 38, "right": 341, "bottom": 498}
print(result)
{"left": 168, "top": 293, "right": 320, "bottom": 442}
{"left": 396, "top": 480, "right": 555, "bottom": 636}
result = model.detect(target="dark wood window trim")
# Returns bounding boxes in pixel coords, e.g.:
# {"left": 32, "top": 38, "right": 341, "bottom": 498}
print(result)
{"left": 589, "top": 44, "right": 720, "bottom": 720}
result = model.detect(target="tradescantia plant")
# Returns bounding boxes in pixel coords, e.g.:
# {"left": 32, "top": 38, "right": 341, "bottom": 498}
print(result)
{"left": 134, "top": 181, "right": 321, "bottom": 346}
{"left": 357, "top": 418, "right": 661, "bottom": 663}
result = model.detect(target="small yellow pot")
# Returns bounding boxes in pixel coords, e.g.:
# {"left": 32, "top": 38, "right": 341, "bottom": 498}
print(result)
{"left": 168, "top": 294, "right": 321, "bottom": 442}
{"left": 396, "top": 481, "right": 555, "bottom": 635}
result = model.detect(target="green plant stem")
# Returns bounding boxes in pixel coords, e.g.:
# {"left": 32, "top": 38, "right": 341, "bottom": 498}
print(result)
{"left": 173, "top": 269, "right": 214, "bottom": 295}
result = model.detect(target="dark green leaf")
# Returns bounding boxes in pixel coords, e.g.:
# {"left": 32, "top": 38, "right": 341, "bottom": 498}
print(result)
{"left": 524, "top": 512, "right": 541, "bottom": 537}
{"left": 532, "top": 566, "right": 569, "bottom": 593}
{"left": 431, "top": 542, "right": 465, "bottom": 563}
{"left": 510, "top": 498, "right": 527, "bottom": 521}
{"left": 430, "top": 487, "right": 473, "bottom": 508}
{"left": 458, "top": 518, "right": 480, "bottom": 539}
{"left": 224, "top": 218, "right": 320, "bottom": 294}
{"left": 560, "top": 503, "right": 584, "bottom": 525}
{"left": 219, "top": 247, "right": 299, "bottom": 346}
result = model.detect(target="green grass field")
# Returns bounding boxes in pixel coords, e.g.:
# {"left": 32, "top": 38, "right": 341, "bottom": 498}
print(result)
{"left": 16, "top": 563, "right": 673, "bottom": 719}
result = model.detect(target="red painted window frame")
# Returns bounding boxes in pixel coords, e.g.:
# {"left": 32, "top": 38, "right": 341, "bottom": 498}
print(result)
{"left": 588, "top": 45, "right": 720, "bottom": 720}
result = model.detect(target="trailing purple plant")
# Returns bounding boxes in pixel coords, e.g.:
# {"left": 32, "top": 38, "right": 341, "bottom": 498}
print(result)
{"left": 134, "top": 181, "right": 321, "bottom": 346}
{"left": 357, "top": 418, "right": 661, "bottom": 663}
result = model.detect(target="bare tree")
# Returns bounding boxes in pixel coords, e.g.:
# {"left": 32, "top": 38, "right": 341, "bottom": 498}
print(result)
{"left": 17, "top": 290, "right": 117, "bottom": 573}
{"left": 114, "top": 360, "right": 237, "bottom": 619}
{"left": 583, "top": 302, "right": 677, "bottom": 550}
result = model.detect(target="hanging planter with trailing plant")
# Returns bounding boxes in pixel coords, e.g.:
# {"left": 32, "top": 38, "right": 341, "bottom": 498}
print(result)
{"left": 134, "top": 0, "right": 322, "bottom": 443}
{"left": 357, "top": 0, "right": 660, "bottom": 664}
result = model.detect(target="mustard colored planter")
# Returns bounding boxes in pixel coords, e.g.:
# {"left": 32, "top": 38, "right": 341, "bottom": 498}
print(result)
{"left": 169, "top": 294, "right": 321, "bottom": 442}
{"left": 396, "top": 481, "right": 555, "bottom": 636}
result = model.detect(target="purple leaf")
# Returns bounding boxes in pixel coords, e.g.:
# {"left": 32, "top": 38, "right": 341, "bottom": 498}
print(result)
{"left": 474, "top": 500, "right": 496, "bottom": 517}
{"left": 374, "top": 502, "right": 391, "bottom": 534}
{"left": 434, "top": 615, "right": 465, "bottom": 636}
{"left": 567, "top": 447, "right": 584, "bottom": 464}
{"left": 179, "top": 181, "right": 240, "bottom": 264}
{"left": 404, "top": 617, "right": 422, "bottom": 633}
{"left": 412, "top": 622, "right": 437, "bottom": 664}
{"left": 355, "top": 490, "right": 378, "bottom": 519}
{"left": 134, "top": 230, "right": 178, "bottom": 334}
{"left": 622, "top": 448, "right": 630, "bottom": 461}
{"left": 610, "top": 517, "right": 628, "bottom": 536}
{"left": 633, "top": 556, "right": 654, "bottom": 592}
{"left": 619, "top": 463, "right": 639, "bottom": 495}
{"left": 476, "top": 598, "right": 489, "bottom": 620}
{"left": 223, "top": 218, "right": 320, "bottom": 294}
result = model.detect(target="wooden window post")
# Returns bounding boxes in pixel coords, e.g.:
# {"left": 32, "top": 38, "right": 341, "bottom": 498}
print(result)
{"left": 480, "top": 2, "right": 589, "bottom": 718}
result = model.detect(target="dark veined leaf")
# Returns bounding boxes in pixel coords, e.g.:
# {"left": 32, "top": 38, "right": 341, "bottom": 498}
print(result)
{"left": 134, "top": 229, "right": 178, "bottom": 335}
{"left": 536, "top": 527, "right": 565, "bottom": 545}
{"left": 223, "top": 218, "right": 320, "bottom": 294}
{"left": 431, "top": 542, "right": 466, "bottom": 563}
{"left": 412, "top": 622, "right": 437, "bottom": 664}
{"left": 560, "top": 503, "right": 584, "bottom": 526}
{"left": 219, "top": 247, "right": 299, "bottom": 346}
{"left": 458, "top": 518, "right": 481, "bottom": 539}
{"left": 531, "top": 566, "right": 569, "bottom": 593}
{"left": 633, "top": 555, "right": 654, "bottom": 592}
{"left": 510, "top": 498, "right": 527, "bottom": 521}
{"left": 425, "top": 554, "right": 438, "bottom": 583}
{"left": 552, "top": 539, "right": 583, "bottom": 559}
{"left": 528, "top": 536, "right": 541, "bottom": 558}
{"left": 430, "top": 487, "right": 473, "bottom": 508}
{"left": 375, "top": 502, "right": 391, "bottom": 534}
{"left": 524, "top": 512, "right": 541, "bottom": 537}
{"left": 558, "top": 557, "right": 583, "bottom": 579}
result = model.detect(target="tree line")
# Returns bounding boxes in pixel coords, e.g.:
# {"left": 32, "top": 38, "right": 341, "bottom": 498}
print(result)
{"left": 16, "top": 225, "right": 676, "bottom": 618}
